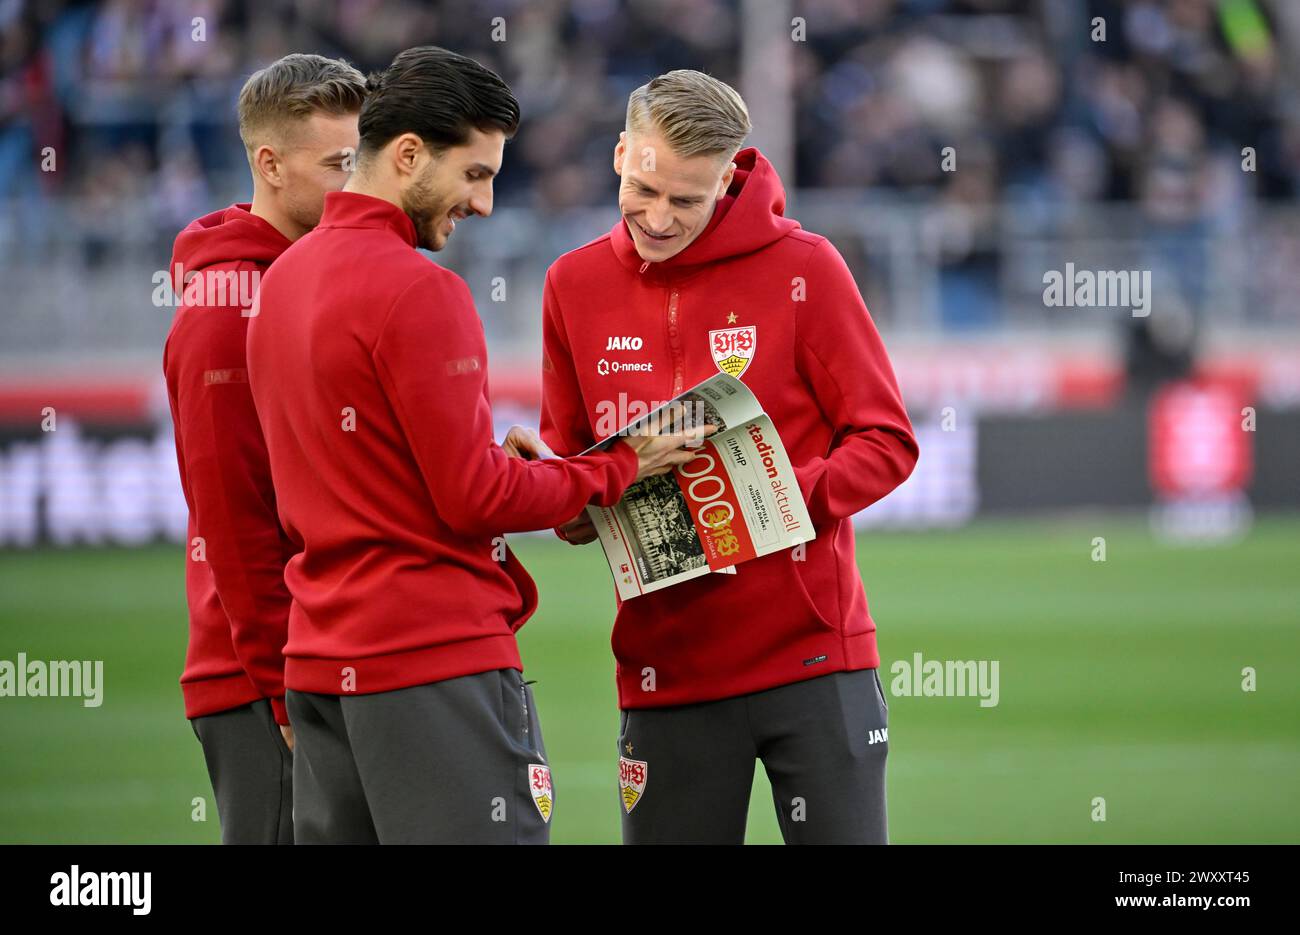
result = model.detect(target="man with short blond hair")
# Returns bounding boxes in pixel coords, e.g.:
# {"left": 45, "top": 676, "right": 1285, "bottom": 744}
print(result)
{"left": 540, "top": 69, "right": 918, "bottom": 844}
{"left": 235, "top": 53, "right": 369, "bottom": 240}
{"left": 164, "top": 52, "right": 366, "bottom": 844}
{"left": 625, "top": 67, "right": 752, "bottom": 158}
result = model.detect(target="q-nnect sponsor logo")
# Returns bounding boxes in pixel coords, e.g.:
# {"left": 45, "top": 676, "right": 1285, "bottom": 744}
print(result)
{"left": 596, "top": 357, "right": 654, "bottom": 375}
{"left": 50, "top": 866, "right": 151, "bottom": 915}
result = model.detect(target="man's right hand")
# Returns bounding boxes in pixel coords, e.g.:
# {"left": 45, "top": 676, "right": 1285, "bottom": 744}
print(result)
{"left": 560, "top": 423, "right": 717, "bottom": 544}
{"left": 622, "top": 423, "right": 716, "bottom": 482}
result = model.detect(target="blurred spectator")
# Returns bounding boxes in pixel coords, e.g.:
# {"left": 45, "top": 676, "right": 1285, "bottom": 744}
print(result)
{"left": 1, "top": 0, "right": 1298, "bottom": 333}
{"left": 1, "top": 0, "right": 1292, "bottom": 211}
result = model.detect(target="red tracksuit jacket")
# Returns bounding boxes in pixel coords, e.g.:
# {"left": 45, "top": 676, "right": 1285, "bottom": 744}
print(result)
{"left": 246, "top": 191, "right": 638, "bottom": 696}
{"left": 164, "top": 204, "right": 296, "bottom": 725}
{"left": 541, "top": 148, "right": 919, "bottom": 709}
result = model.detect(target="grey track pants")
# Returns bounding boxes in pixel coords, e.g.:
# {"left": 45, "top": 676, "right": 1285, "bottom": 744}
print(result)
{"left": 617, "top": 667, "right": 890, "bottom": 844}
{"left": 191, "top": 698, "right": 294, "bottom": 845}
{"left": 287, "top": 668, "right": 552, "bottom": 844}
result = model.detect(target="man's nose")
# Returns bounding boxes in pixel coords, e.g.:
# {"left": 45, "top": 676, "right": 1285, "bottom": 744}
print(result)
{"left": 644, "top": 200, "right": 671, "bottom": 232}
{"left": 470, "top": 183, "right": 494, "bottom": 218}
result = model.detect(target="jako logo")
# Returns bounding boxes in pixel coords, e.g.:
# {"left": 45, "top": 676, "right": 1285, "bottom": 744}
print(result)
{"left": 50, "top": 865, "right": 151, "bottom": 915}
{"left": 606, "top": 336, "right": 643, "bottom": 350}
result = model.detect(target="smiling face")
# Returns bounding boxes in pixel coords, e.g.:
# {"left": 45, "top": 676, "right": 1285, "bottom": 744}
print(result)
{"left": 402, "top": 126, "right": 504, "bottom": 252}
{"left": 615, "top": 129, "right": 735, "bottom": 262}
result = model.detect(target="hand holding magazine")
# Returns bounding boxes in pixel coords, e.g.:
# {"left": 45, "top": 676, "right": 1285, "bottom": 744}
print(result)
{"left": 580, "top": 373, "right": 814, "bottom": 599}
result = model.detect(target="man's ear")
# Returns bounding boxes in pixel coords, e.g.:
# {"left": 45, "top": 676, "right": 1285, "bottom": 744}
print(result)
{"left": 613, "top": 131, "right": 626, "bottom": 177}
{"left": 392, "top": 132, "right": 426, "bottom": 179}
{"left": 717, "top": 160, "right": 737, "bottom": 200}
{"left": 252, "top": 145, "right": 283, "bottom": 190}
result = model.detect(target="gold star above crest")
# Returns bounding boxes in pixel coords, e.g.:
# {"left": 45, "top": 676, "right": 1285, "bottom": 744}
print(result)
{"left": 625, "top": 742, "right": 634, "bottom": 755}
{"left": 727, "top": 311, "right": 738, "bottom": 324}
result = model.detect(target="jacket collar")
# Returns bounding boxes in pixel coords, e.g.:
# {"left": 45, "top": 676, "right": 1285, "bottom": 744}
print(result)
{"left": 319, "top": 190, "right": 418, "bottom": 246}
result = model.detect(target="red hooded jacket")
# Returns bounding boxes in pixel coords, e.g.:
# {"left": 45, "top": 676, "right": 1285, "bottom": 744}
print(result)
{"left": 164, "top": 204, "right": 296, "bottom": 725}
{"left": 246, "top": 191, "right": 638, "bottom": 696}
{"left": 541, "top": 148, "right": 919, "bottom": 709}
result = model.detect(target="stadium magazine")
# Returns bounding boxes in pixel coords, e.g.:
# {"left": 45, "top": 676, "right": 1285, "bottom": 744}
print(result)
{"left": 580, "top": 373, "right": 814, "bottom": 599}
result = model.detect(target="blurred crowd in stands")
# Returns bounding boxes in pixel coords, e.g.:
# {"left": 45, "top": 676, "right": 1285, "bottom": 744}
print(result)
{"left": 2, "top": 0, "right": 1298, "bottom": 333}
{"left": 5, "top": 1, "right": 1297, "bottom": 205}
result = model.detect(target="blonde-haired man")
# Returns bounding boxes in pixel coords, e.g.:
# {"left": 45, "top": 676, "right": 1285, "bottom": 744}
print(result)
{"left": 538, "top": 70, "right": 918, "bottom": 844}
{"left": 164, "top": 53, "right": 365, "bottom": 843}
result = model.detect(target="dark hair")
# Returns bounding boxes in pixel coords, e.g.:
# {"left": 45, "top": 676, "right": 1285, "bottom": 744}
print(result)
{"left": 238, "top": 53, "right": 367, "bottom": 157}
{"left": 358, "top": 46, "right": 520, "bottom": 157}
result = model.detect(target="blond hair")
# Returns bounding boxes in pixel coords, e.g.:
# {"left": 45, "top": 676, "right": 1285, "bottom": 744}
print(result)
{"left": 626, "top": 70, "right": 751, "bottom": 159}
{"left": 238, "top": 53, "right": 367, "bottom": 163}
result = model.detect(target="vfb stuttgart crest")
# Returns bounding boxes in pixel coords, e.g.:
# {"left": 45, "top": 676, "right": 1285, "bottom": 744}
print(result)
{"left": 619, "top": 756, "right": 647, "bottom": 814}
{"left": 709, "top": 325, "right": 756, "bottom": 378}
{"left": 528, "top": 763, "right": 553, "bottom": 823}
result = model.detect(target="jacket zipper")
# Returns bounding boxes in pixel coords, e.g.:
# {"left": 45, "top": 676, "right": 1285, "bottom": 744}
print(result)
{"left": 640, "top": 261, "right": 683, "bottom": 396}
{"left": 666, "top": 288, "right": 683, "bottom": 396}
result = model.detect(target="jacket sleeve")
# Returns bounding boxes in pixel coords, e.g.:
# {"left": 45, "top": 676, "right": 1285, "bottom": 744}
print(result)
{"left": 539, "top": 267, "right": 597, "bottom": 458}
{"left": 372, "top": 268, "right": 636, "bottom": 539}
{"left": 167, "top": 276, "right": 293, "bottom": 724}
{"left": 792, "top": 239, "right": 919, "bottom": 528}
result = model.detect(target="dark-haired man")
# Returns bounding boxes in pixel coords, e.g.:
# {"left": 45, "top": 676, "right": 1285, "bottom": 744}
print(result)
{"left": 165, "top": 53, "right": 366, "bottom": 844}
{"left": 246, "top": 46, "right": 703, "bottom": 844}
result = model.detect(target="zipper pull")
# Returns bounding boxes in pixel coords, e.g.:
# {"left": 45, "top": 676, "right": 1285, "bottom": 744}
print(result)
{"left": 639, "top": 261, "right": 649, "bottom": 274}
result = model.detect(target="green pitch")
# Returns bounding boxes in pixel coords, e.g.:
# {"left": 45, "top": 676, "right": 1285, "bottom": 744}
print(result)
{"left": 1, "top": 515, "right": 1297, "bottom": 844}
